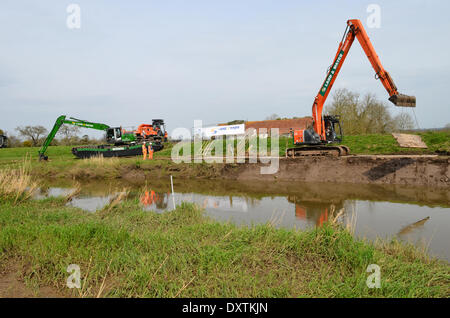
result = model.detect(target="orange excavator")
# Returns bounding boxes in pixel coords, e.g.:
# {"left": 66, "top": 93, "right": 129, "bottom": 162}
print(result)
{"left": 286, "top": 19, "right": 416, "bottom": 157}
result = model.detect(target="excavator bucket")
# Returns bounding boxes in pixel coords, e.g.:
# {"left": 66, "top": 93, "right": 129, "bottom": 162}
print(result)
{"left": 389, "top": 94, "right": 416, "bottom": 107}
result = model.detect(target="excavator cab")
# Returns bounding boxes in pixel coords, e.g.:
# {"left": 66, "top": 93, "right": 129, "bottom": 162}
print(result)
{"left": 152, "top": 120, "right": 165, "bottom": 135}
{"left": 323, "top": 115, "right": 342, "bottom": 143}
{"left": 293, "top": 115, "right": 342, "bottom": 145}
{"left": 106, "top": 127, "right": 123, "bottom": 144}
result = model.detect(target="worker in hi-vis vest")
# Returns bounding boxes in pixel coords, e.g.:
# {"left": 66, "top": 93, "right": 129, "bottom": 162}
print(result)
{"left": 142, "top": 143, "right": 147, "bottom": 160}
{"left": 148, "top": 144, "right": 153, "bottom": 160}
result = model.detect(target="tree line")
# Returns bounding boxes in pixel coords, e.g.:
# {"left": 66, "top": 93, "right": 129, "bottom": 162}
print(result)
{"left": 260, "top": 89, "right": 419, "bottom": 135}
{"left": 324, "top": 88, "right": 417, "bottom": 134}
{"left": 0, "top": 125, "right": 103, "bottom": 148}
{"left": 1, "top": 89, "right": 448, "bottom": 147}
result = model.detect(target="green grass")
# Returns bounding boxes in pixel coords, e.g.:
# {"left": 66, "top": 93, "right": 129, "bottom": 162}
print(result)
{"left": 0, "top": 143, "right": 173, "bottom": 168}
{"left": 0, "top": 145, "right": 74, "bottom": 164}
{"left": 342, "top": 131, "right": 450, "bottom": 155}
{"left": 173, "top": 132, "right": 449, "bottom": 157}
{"left": 0, "top": 196, "right": 448, "bottom": 298}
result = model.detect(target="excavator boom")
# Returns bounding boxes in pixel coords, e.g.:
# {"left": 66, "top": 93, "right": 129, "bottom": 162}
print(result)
{"left": 287, "top": 19, "right": 415, "bottom": 157}
{"left": 347, "top": 19, "right": 416, "bottom": 107}
{"left": 38, "top": 115, "right": 112, "bottom": 160}
{"left": 313, "top": 19, "right": 416, "bottom": 140}
{"left": 38, "top": 115, "right": 166, "bottom": 160}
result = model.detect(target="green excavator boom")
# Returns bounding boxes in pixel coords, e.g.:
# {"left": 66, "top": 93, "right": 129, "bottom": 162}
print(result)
{"left": 38, "top": 115, "right": 111, "bottom": 161}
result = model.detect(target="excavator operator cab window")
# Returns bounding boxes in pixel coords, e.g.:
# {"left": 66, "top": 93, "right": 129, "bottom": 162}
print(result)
{"left": 324, "top": 116, "right": 342, "bottom": 143}
{"left": 152, "top": 120, "right": 166, "bottom": 137}
{"left": 106, "top": 127, "right": 122, "bottom": 143}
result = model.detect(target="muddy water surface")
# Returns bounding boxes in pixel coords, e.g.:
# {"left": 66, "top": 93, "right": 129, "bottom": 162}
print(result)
{"left": 37, "top": 179, "right": 450, "bottom": 261}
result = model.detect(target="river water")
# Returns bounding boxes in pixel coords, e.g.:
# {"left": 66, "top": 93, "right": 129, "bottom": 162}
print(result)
{"left": 35, "top": 178, "right": 450, "bottom": 261}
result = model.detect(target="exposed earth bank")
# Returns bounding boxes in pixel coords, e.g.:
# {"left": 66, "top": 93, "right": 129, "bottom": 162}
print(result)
{"left": 37, "top": 154, "right": 450, "bottom": 188}
{"left": 229, "top": 155, "right": 450, "bottom": 188}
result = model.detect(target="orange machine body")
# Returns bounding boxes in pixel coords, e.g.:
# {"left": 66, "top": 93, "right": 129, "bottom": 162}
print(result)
{"left": 293, "top": 130, "right": 305, "bottom": 144}
{"left": 135, "top": 124, "right": 160, "bottom": 138}
{"left": 123, "top": 122, "right": 166, "bottom": 142}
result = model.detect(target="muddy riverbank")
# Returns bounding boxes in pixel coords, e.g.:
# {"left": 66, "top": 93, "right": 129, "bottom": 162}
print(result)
{"left": 34, "top": 154, "right": 450, "bottom": 188}
{"left": 229, "top": 155, "right": 450, "bottom": 188}
{"left": 120, "top": 155, "right": 450, "bottom": 188}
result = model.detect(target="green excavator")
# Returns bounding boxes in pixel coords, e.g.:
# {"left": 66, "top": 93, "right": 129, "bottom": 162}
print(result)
{"left": 38, "top": 115, "right": 165, "bottom": 160}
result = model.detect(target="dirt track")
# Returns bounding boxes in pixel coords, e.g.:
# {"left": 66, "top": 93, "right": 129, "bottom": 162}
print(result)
{"left": 227, "top": 155, "right": 450, "bottom": 188}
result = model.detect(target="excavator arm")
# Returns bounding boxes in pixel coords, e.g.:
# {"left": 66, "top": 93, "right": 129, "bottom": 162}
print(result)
{"left": 38, "top": 115, "right": 110, "bottom": 160}
{"left": 348, "top": 19, "right": 416, "bottom": 107}
{"left": 312, "top": 19, "right": 416, "bottom": 141}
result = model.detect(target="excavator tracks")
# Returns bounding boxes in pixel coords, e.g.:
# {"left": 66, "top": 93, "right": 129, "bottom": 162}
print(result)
{"left": 286, "top": 145, "right": 350, "bottom": 158}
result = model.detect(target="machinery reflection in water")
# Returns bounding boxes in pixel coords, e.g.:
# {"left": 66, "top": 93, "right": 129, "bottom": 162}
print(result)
{"left": 287, "top": 196, "right": 346, "bottom": 227}
{"left": 139, "top": 189, "right": 343, "bottom": 228}
{"left": 140, "top": 190, "right": 170, "bottom": 210}
{"left": 139, "top": 190, "right": 248, "bottom": 213}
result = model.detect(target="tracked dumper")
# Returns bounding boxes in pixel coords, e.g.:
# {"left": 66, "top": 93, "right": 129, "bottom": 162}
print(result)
{"left": 71, "top": 142, "right": 164, "bottom": 159}
{"left": 38, "top": 116, "right": 166, "bottom": 160}
{"left": 286, "top": 19, "right": 416, "bottom": 158}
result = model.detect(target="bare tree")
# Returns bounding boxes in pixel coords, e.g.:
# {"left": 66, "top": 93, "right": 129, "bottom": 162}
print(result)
{"left": 325, "top": 89, "right": 397, "bottom": 135}
{"left": 57, "top": 125, "right": 81, "bottom": 144}
{"left": 265, "top": 114, "right": 280, "bottom": 121}
{"left": 325, "top": 88, "right": 360, "bottom": 134}
{"left": 359, "top": 93, "right": 395, "bottom": 134}
{"left": 394, "top": 113, "right": 415, "bottom": 130}
{"left": 6, "top": 135, "right": 21, "bottom": 148}
{"left": 16, "top": 125, "right": 48, "bottom": 146}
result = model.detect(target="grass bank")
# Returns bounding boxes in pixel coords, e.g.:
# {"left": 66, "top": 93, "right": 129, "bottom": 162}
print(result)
{"left": 342, "top": 131, "right": 450, "bottom": 155}
{"left": 0, "top": 167, "right": 448, "bottom": 297}
{"left": 1, "top": 197, "right": 449, "bottom": 297}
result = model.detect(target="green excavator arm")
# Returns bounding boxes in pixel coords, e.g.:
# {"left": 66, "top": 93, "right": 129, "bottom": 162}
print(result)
{"left": 38, "top": 115, "right": 110, "bottom": 161}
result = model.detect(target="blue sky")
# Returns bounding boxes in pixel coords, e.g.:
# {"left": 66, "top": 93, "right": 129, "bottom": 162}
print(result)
{"left": 1, "top": 0, "right": 449, "bottom": 138}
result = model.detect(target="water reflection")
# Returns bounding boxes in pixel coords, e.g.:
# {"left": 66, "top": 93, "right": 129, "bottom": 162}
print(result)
{"left": 139, "top": 189, "right": 347, "bottom": 229}
{"left": 398, "top": 217, "right": 430, "bottom": 236}
{"left": 34, "top": 186, "right": 116, "bottom": 212}
{"left": 288, "top": 196, "right": 345, "bottom": 227}
{"left": 68, "top": 195, "right": 115, "bottom": 212}
{"left": 35, "top": 179, "right": 450, "bottom": 261}
{"left": 140, "top": 190, "right": 169, "bottom": 210}
{"left": 140, "top": 191, "right": 249, "bottom": 213}
{"left": 34, "top": 187, "right": 74, "bottom": 199}
{"left": 138, "top": 189, "right": 346, "bottom": 230}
